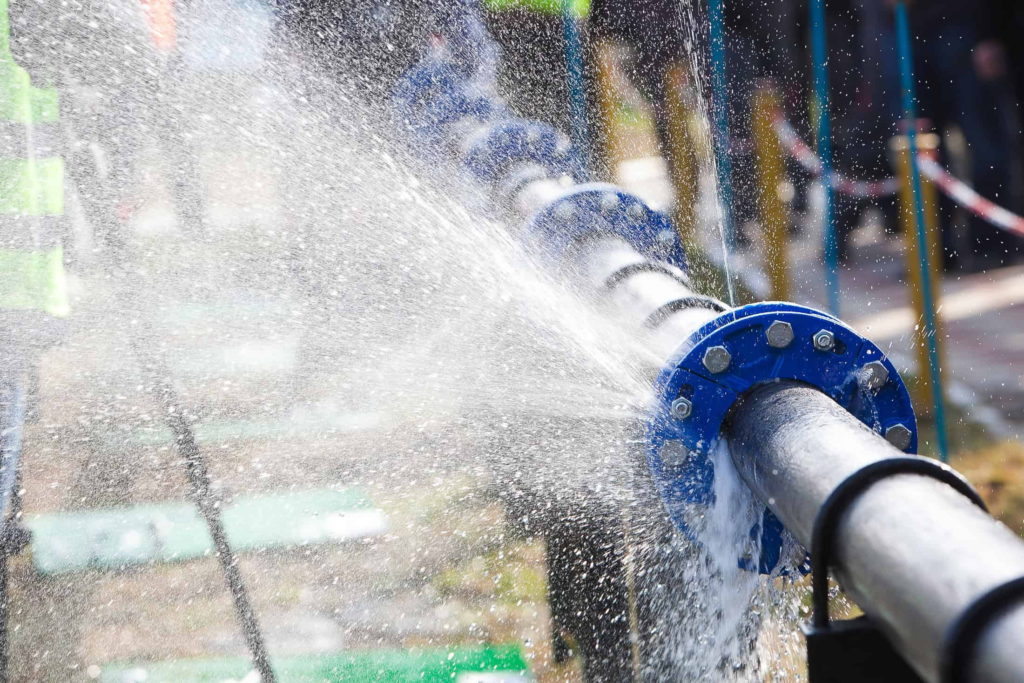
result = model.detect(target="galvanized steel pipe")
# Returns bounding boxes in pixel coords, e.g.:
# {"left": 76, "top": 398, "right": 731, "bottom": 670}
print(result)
{"left": 727, "top": 383, "right": 1024, "bottom": 683}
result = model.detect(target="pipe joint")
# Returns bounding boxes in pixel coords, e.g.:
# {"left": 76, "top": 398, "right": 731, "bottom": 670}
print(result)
{"left": 393, "top": 58, "right": 688, "bottom": 271}
{"left": 522, "top": 184, "right": 686, "bottom": 268}
{"left": 392, "top": 58, "right": 503, "bottom": 151}
{"left": 645, "top": 301, "right": 916, "bottom": 572}
{"left": 462, "top": 118, "right": 574, "bottom": 184}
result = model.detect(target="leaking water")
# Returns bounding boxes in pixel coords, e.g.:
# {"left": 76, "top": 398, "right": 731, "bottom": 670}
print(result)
{"left": 0, "top": 1, "right": 817, "bottom": 681}
{"left": 674, "top": 0, "right": 737, "bottom": 306}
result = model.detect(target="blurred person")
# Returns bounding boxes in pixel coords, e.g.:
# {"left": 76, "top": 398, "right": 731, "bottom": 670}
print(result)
{"left": 981, "top": 0, "right": 1024, "bottom": 206}
{"left": 975, "top": 0, "right": 1024, "bottom": 112}
{"left": 896, "top": 0, "right": 1023, "bottom": 270}
{"left": 0, "top": 1, "right": 78, "bottom": 563}
{"left": 276, "top": 0, "right": 577, "bottom": 141}
{"left": 10, "top": 0, "right": 210, "bottom": 255}
{"left": 10, "top": 0, "right": 155, "bottom": 253}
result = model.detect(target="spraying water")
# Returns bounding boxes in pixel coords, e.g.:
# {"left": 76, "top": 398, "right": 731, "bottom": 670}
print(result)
{"left": 673, "top": 0, "right": 737, "bottom": 305}
{"left": 0, "top": 2, "right": 814, "bottom": 680}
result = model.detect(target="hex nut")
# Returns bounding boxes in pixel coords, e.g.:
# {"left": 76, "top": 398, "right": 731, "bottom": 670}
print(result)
{"left": 884, "top": 423, "right": 913, "bottom": 451}
{"left": 702, "top": 346, "right": 732, "bottom": 374}
{"left": 670, "top": 397, "right": 693, "bottom": 420}
{"left": 659, "top": 440, "right": 689, "bottom": 466}
{"left": 600, "top": 192, "right": 620, "bottom": 214}
{"left": 554, "top": 201, "right": 576, "bottom": 220}
{"left": 766, "top": 321, "right": 795, "bottom": 349}
{"left": 861, "top": 361, "right": 890, "bottom": 391}
{"left": 813, "top": 329, "right": 836, "bottom": 352}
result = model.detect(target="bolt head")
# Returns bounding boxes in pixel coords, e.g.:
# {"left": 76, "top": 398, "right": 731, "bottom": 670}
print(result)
{"left": 599, "top": 192, "right": 620, "bottom": 214}
{"left": 670, "top": 397, "right": 693, "bottom": 420}
{"left": 626, "top": 202, "right": 646, "bottom": 220}
{"left": 861, "top": 361, "right": 890, "bottom": 391}
{"left": 884, "top": 423, "right": 913, "bottom": 451}
{"left": 659, "top": 440, "right": 688, "bottom": 466}
{"left": 813, "top": 329, "right": 836, "bottom": 352}
{"left": 766, "top": 321, "right": 795, "bottom": 349}
{"left": 702, "top": 345, "right": 732, "bottom": 374}
{"left": 554, "top": 201, "right": 576, "bottom": 221}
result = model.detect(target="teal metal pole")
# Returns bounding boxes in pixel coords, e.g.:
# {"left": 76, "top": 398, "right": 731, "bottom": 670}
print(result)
{"left": 562, "top": 0, "right": 589, "bottom": 175}
{"left": 893, "top": 1, "right": 949, "bottom": 462}
{"left": 709, "top": 0, "right": 736, "bottom": 305}
{"left": 809, "top": 0, "right": 840, "bottom": 316}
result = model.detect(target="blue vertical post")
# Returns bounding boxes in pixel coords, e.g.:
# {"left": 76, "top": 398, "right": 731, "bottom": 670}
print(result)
{"left": 562, "top": 0, "right": 589, "bottom": 175}
{"left": 709, "top": 0, "right": 736, "bottom": 305}
{"left": 894, "top": 2, "right": 949, "bottom": 462}
{"left": 809, "top": 0, "right": 840, "bottom": 316}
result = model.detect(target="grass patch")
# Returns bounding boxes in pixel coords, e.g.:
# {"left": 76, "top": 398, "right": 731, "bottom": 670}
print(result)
{"left": 435, "top": 543, "right": 548, "bottom": 606}
{"left": 953, "top": 440, "right": 1024, "bottom": 536}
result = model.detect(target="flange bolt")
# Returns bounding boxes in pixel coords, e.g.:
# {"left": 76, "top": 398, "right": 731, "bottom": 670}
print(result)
{"left": 766, "top": 321, "right": 795, "bottom": 349}
{"left": 600, "top": 192, "right": 620, "bottom": 214}
{"left": 813, "top": 329, "right": 835, "bottom": 352}
{"left": 861, "top": 361, "right": 890, "bottom": 392}
{"left": 884, "top": 423, "right": 913, "bottom": 451}
{"left": 702, "top": 346, "right": 732, "bottom": 374}
{"left": 670, "top": 397, "right": 693, "bottom": 420}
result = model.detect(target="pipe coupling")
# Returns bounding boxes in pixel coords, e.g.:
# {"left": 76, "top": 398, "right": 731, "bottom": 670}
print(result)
{"left": 645, "top": 301, "right": 917, "bottom": 572}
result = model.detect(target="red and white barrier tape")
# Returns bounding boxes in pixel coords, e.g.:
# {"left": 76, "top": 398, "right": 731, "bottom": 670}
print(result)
{"left": 771, "top": 109, "right": 1024, "bottom": 237}
{"left": 918, "top": 157, "right": 1024, "bottom": 238}
{"left": 771, "top": 112, "right": 900, "bottom": 199}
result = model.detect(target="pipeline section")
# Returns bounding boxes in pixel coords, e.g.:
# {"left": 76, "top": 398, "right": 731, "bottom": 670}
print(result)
{"left": 393, "top": 13, "right": 1024, "bottom": 682}
{"left": 728, "top": 384, "right": 1024, "bottom": 683}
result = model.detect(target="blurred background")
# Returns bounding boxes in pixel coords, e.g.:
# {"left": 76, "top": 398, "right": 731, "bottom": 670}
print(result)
{"left": 0, "top": 0, "right": 1022, "bottom": 681}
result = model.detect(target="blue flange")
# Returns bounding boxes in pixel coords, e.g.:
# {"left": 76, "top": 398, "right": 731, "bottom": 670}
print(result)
{"left": 645, "top": 301, "right": 917, "bottom": 573}
{"left": 392, "top": 59, "right": 502, "bottom": 151}
{"left": 462, "top": 119, "right": 575, "bottom": 184}
{"left": 521, "top": 183, "right": 688, "bottom": 270}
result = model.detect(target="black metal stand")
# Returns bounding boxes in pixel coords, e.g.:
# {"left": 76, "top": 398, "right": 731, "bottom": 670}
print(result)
{"left": 61, "top": 110, "right": 277, "bottom": 682}
{"left": 804, "top": 615, "right": 924, "bottom": 683}
{"left": 0, "top": 373, "right": 30, "bottom": 683}
{"left": 126, "top": 303, "right": 277, "bottom": 683}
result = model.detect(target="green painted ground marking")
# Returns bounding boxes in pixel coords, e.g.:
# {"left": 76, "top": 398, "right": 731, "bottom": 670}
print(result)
{"left": 28, "top": 488, "right": 386, "bottom": 575}
{"left": 100, "top": 644, "right": 532, "bottom": 683}
{"left": 100, "top": 411, "right": 383, "bottom": 449}
{"left": 0, "top": 245, "right": 69, "bottom": 316}
{"left": 154, "top": 300, "right": 299, "bottom": 375}
{"left": 168, "top": 338, "right": 300, "bottom": 375}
